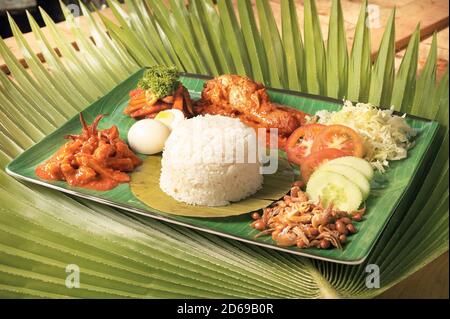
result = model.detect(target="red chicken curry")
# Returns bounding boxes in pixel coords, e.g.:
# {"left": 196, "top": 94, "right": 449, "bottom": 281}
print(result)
{"left": 194, "top": 75, "right": 308, "bottom": 148}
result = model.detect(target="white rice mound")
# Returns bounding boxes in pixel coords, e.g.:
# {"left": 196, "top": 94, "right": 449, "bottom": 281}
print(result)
{"left": 160, "top": 115, "right": 263, "bottom": 206}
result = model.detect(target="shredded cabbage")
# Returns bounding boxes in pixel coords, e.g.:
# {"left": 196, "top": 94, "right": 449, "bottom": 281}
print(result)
{"left": 314, "top": 100, "right": 416, "bottom": 172}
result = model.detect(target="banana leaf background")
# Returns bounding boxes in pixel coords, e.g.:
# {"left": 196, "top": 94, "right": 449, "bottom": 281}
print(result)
{"left": 0, "top": 0, "right": 448, "bottom": 298}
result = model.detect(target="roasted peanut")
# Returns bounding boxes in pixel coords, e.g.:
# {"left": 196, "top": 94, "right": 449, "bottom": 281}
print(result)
{"left": 336, "top": 221, "right": 348, "bottom": 235}
{"left": 320, "top": 240, "right": 331, "bottom": 249}
{"left": 251, "top": 212, "right": 261, "bottom": 220}
{"left": 346, "top": 223, "right": 357, "bottom": 234}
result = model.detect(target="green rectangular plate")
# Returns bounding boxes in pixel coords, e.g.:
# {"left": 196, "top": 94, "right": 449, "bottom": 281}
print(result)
{"left": 6, "top": 68, "right": 440, "bottom": 264}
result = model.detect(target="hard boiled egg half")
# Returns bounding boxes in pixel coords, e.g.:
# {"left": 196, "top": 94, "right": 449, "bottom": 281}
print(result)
{"left": 127, "top": 119, "right": 170, "bottom": 155}
{"left": 154, "top": 109, "right": 185, "bottom": 131}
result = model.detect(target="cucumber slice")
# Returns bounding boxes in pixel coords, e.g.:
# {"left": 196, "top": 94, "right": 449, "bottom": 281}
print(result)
{"left": 320, "top": 163, "right": 371, "bottom": 199}
{"left": 326, "top": 156, "right": 374, "bottom": 180}
{"left": 307, "top": 171, "right": 363, "bottom": 211}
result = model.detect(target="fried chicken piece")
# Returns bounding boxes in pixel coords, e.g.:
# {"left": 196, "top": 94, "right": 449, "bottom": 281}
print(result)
{"left": 194, "top": 75, "right": 308, "bottom": 146}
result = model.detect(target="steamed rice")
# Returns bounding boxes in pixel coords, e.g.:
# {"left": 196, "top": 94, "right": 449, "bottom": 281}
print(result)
{"left": 160, "top": 115, "right": 263, "bottom": 206}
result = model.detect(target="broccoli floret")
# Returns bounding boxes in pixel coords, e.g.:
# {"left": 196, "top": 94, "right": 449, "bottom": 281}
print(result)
{"left": 138, "top": 65, "right": 179, "bottom": 99}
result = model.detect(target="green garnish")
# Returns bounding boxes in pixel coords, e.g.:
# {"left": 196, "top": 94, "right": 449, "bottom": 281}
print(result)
{"left": 138, "top": 65, "right": 179, "bottom": 99}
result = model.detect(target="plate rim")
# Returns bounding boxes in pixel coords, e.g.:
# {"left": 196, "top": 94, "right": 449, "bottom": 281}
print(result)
{"left": 5, "top": 68, "right": 441, "bottom": 265}
{"left": 6, "top": 166, "right": 368, "bottom": 265}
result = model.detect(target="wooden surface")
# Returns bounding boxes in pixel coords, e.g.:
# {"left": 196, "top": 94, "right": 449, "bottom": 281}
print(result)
{"left": 260, "top": 0, "right": 449, "bottom": 58}
{"left": 1, "top": 0, "right": 449, "bottom": 75}
{"left": 0, "top": 0, "right": 448, "bottom": 298}
{"left": 395, "top": 27, "right": 449, "bottom": 81}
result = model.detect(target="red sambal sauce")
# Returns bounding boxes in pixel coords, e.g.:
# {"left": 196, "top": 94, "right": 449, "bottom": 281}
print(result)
{"left": 35, "top": 113, "right": 142, "bottom": 191}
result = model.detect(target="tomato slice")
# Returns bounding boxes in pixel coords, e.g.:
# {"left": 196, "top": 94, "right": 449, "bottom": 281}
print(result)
{"left": 300, "top": 148, "right": 348, "bottom": 182}
{"left": 311, "top": 124, "right": 365, "bottom": 158}
{"left": 285, "top": 124, "right": 326, "bottom": 164}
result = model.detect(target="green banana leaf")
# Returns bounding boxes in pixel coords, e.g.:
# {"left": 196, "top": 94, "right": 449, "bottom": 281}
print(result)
{"left": 0, "top": 0, "right": 448, "bottom": 298}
